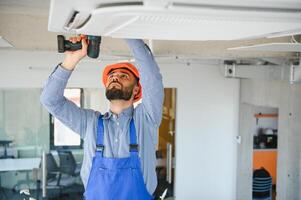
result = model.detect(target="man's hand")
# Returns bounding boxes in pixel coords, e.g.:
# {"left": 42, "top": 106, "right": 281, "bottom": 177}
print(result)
{"left": 61, "top": 35, "right": 88, "bottom": 70}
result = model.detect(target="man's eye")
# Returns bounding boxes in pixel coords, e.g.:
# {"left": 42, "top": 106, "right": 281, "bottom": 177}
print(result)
{"left": 120, "top": 74, "right": 128, "bottom": 79}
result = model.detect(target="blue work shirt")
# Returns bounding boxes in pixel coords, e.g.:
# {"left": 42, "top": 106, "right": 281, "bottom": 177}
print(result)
{"left": 40, "top": 39, "right": 164, "bottom": 194}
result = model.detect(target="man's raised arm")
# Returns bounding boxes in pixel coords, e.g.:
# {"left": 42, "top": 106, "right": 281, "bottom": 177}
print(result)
{"left": 125, "top": 39, "right": 164, "bottom": 127}
{"left": 40, "top": 36, "right": 93, "bottom": 139}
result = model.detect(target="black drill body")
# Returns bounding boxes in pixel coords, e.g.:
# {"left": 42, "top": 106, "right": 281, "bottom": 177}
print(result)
{"left": 57, "top": 35, "right": 102, "bottom": 58}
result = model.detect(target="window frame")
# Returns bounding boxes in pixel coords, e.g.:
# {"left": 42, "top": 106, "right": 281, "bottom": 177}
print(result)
{"left": 49, "top": 88, "right": 84, "bottom": 150}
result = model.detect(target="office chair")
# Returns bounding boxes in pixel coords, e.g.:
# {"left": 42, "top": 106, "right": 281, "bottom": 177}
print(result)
{"left": 45, "top": 153, "right": 62, "bottom": 199}
{"left": 57, "top": 150, "right": 81, "bottom": 177}
{"left": 252, "top": 177, "right": 272, "bottom": 200}
{"left": 57, "top": 149, "right": 83, "bottom": 196}
{"left": 46, "top": 153, "right": 61, "bottom": 185}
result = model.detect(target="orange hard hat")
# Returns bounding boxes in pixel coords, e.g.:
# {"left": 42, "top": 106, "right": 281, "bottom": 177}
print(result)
{"left": 102, "top": 62, "right": 142, "bottom": 102}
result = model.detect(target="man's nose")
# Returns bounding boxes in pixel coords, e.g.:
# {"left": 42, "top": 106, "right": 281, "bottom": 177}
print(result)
{"left": 112, "top": 75, "right": 119, "bottom": 81}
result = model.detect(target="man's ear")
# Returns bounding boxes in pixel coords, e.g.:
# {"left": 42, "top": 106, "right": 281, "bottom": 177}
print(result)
{"left": 133, "top": 85, "right": 140, "bottom": 96}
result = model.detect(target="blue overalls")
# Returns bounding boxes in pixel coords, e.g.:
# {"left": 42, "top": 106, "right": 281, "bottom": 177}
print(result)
{"left": 84, "top": 115, "right": 154, "bottom": 200}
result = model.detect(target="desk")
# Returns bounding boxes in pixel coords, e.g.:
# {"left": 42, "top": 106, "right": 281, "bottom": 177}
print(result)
{"left": 0, "top": 158, "right": 41, "bottom": 172}
{"left": 0, "top": 158, "right": 41, "bottom": 199}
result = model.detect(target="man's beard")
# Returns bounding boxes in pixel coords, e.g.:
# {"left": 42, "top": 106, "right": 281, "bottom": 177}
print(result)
{"left": 106, "top": 83, "right": 134, "bottom": 101}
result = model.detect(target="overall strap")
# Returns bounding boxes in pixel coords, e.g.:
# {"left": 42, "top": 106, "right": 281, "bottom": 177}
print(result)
{"left": 129, "top": 118, "right": 139, "bottom": 153}
{"left": 96, "top": 115, "right": 104, "bottom": 156}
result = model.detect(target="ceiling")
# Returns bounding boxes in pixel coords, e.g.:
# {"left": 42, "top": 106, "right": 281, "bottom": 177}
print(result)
{"left": 0, "top": 0, "right": 299, "bottom": 61}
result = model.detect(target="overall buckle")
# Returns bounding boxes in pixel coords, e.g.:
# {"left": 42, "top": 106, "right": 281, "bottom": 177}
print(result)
{"left": 130, "top": 144, "right": 139, "bottom": 152}
{"left": 96, "top": 145, "right": 104, "bottom": 152}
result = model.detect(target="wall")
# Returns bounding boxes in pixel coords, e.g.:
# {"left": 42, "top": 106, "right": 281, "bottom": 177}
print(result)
{"left": 0, "top": 50, "right": 239, "bottom": 199}
{"left": 0, "top": 89, "right": 49, "bottom": 187}
{"left": 161, "top": 63, "right": 239, "bottom": 199}
{"left": 0, "top": 89, "right": 49, "bottom": 154}
{"left": 237, "top": 79, "right": 301, "bottom": 200}
{"left": 0, "top": 91, "right": 4, "bottom": 138}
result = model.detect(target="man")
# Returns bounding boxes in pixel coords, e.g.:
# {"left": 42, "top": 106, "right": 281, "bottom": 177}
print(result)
{"left": 40, "top": 35, "right": 164, "bottom": 200}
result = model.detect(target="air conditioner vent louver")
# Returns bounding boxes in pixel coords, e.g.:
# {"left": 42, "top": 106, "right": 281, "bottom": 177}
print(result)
{"left": 139, "top": 15, "right": 202, "bottom": 24}
{"left": 172, "top": 2, "right": 301, "bottom": 13}
{"left": 97, "top": 1, "right": 143, "bottom": 8}
{"left": 64, "top": 10, "right": 91, "bottom": 30}
{"left": 138, "top": 15, "right": 237, "bottom": 24}
{"left": 68, "top": 11, "right": 79, "bottom": 26}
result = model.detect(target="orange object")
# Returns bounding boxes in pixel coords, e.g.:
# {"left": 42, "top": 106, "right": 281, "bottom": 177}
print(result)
{"left": 253, "top": 150, "right": 277, "bottom": 185}
{"left": 254, "top": 113, "right": 278, "bottom": 118}
{"left": 102, "top": 62, "right": 142, "bottom": 102}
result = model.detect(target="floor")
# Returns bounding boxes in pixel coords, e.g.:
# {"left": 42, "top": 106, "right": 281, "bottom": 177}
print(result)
{"left": 0, "top": 188, "right": 174, "bottom": 200}
{"left": 0, "top": 187, "right": 84, "bottom": 200}
{"left": 1, "top": 177, "right": 174, "bottom": 200}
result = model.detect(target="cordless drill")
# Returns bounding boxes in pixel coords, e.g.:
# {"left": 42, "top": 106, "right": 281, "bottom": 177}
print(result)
{"left": 57, "top": 35, "right": 102, "bottom": 58}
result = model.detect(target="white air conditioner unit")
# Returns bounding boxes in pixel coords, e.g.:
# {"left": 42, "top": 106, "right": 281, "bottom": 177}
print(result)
{"left": 48, "top": 0, "right": 301, "bottom": 41}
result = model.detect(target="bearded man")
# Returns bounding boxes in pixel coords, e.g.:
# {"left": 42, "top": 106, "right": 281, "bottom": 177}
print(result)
{"left": 40, "top": 36, "right": 164, "bottom": 200}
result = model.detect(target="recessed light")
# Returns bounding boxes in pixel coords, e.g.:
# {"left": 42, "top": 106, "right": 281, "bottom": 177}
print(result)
{"left": 0, "top": 36, "right": 13, "bottom": 48}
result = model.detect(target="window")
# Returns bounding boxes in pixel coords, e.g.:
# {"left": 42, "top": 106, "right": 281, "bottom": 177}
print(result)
{"left": 50, "top": 88, "right": 83, "bottom": 150}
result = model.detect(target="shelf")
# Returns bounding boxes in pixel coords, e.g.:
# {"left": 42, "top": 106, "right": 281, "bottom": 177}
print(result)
{"left": 254, "top": 113, "right": 278, "bottom": 119}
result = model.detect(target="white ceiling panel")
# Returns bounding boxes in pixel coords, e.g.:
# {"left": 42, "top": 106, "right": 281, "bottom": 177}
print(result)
{"left": 47, "top": 0, "right": 301, "bottom": 41}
